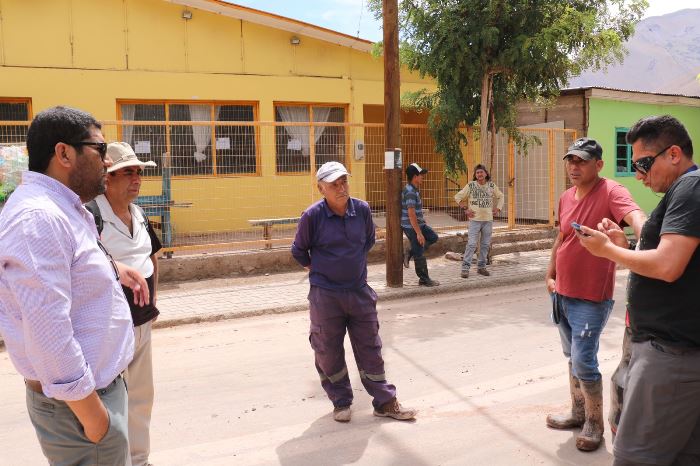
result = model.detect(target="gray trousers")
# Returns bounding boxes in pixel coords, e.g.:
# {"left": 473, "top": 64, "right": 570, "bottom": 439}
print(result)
{"left": 26, "top": 376, "right": 131, "bottom": 466}
{"left": 613, "top": 340, "right": 700, "bottom": 466}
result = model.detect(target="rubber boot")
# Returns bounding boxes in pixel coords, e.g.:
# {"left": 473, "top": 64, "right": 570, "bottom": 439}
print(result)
{"left": 414, "top": 256, "right": 440, "bottom": 287}
{"left": 577, "top": 379, "right": 604, "bottom": 451}
{"left": 546, "top": 362, "right": 585, "bottom": 429}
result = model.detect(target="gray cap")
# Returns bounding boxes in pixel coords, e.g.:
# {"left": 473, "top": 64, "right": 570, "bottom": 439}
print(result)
{"left": 316, "top": 161, "right": 349, "bottom": 182}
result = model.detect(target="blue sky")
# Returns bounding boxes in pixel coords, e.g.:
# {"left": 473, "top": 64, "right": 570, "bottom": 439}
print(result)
{"left": 229, "top": 0, "right": 699, "bottom": 42}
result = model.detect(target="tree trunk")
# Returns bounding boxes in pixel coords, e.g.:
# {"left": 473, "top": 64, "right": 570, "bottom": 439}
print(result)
{"left": 480, "top": 72, "right": 490, "bottom": 167}
{"left": 489, "top": 87, "right": 496, "bottom": 173}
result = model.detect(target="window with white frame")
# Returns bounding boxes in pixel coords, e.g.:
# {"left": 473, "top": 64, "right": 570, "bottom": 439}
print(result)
{"left": 118, "top": 101, "right": 258, "bottom": 176}
{"left": 274, "top": 104, "right": 347, "bottom": 173}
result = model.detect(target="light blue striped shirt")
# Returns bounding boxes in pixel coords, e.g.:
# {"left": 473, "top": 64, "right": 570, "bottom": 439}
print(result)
{"left": 0, "top": 172, "right": 134, "bottom": 401}
{"left": 401, "top": 183, "right": 425, "bottom": 229}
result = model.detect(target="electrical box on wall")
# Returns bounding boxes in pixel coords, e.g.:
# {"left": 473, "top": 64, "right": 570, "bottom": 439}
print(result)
{"left": 354, "top": 140, "right": 365, "bottom": 160}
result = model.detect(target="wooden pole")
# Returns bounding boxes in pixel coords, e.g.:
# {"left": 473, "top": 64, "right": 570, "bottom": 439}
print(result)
{"left": 383, "top": 0, "right": 403, "bottom": 287}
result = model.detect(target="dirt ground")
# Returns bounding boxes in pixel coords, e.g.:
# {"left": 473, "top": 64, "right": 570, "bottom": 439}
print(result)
{"left": 0, "top": 279, "right": 628, "bottom": 465}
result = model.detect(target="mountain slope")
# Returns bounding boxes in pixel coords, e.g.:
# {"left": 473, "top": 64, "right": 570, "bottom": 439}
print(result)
{"left": 568, "top": 9, "right": 700, "bottom": 96}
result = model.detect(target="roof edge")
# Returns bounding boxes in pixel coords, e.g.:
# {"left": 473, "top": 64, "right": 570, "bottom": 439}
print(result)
{"left": 164, "top": 0, "right": 374, "bottom": 52}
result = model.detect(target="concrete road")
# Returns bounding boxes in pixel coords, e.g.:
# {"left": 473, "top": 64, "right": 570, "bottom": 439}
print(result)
{"left": 0, "top": 278, "right": 629, "bottom": 465}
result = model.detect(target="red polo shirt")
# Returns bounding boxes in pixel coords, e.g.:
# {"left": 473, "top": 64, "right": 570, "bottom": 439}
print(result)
{"left": 556, "top": 178, "right": 640, "bottom": 302}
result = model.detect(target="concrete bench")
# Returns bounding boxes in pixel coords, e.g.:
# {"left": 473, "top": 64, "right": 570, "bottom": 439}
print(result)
{"left": 248, "top": 217, "right": 300, "bottom": 249}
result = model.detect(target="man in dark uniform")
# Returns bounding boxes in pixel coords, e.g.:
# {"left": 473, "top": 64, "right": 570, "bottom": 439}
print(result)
{"left": 292, "top": 161, "right": 417, "bottom": 423}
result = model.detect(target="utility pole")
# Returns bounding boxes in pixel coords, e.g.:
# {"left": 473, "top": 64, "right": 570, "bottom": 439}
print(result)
{"left": 383, "top": 0, "right": 403, "bottom": 287}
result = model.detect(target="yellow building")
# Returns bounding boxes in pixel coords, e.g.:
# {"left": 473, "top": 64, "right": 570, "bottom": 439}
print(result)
{"left": 0, "top": 0, "right": 442, "bottom": 248}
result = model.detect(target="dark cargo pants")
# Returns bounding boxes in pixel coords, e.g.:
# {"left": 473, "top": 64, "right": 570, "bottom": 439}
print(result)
{"left": 308, "top": 285, "right": 397, "bottom": 409}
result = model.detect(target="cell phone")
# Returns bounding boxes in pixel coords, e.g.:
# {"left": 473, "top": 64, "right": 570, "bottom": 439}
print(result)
{"left": 571, "top": 222, "right": 590, "bottom": 237}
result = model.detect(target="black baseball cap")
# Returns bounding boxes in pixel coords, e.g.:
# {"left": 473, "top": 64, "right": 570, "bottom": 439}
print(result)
{"left": 564, "top": 137, "right": 603, "bottom": 160}
{"left": 406, "top": 162, "right": 428, "bottom": 178}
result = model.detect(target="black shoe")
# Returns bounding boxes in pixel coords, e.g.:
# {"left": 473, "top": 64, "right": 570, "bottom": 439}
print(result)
{"left": 419, "top": 278, "right": 441, "bottom": 287}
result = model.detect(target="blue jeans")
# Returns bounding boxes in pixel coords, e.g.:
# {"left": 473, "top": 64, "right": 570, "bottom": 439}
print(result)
{"left": 402, "top": 224, "right": 438, "bottom": 259}
{"left": 553, "top": 293, "right": 614, "bottom": 382}
{"left": 462, "top": 220, "right": 492, "bottom": 270}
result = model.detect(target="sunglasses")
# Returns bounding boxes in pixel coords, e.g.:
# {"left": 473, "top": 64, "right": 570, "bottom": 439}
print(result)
{"left": 632, "top": 145, "right": 672, "bottom": 175}
{"left": 97, "top": 240, "right": 120, "bottom": 282}
{"left": 70, "top": 141, "right": 108, "bottom": 160}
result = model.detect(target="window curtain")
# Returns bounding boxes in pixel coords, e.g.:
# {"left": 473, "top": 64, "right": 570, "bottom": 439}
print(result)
{"left": 120, "top": 104, "right": 136, "bottom": 147}
{"left": 312, "top": 107, "right": 331, "bottom": 144}
{"left": 277, "top": 106, "right": 310, "bottom": 156}
{"left": 189, "top": 105, "right": 213, "bottom": 163}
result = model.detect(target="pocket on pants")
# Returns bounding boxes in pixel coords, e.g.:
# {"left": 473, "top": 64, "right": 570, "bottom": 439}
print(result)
{"left": 30, "top": 395, "right": 56, "bottom": 418}
{"left": 309, "top": 324, "right": 325, "bottom": 353}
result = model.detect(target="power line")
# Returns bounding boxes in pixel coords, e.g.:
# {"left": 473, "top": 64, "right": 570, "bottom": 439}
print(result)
{"left": 356, "top": 0, "right": 364, "bottom": 38}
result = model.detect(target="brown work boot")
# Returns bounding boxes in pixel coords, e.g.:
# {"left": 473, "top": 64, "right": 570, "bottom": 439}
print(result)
{"left": 477, "top": 268, "right": 490, "bottom": 276}
{"left": 461, "top": 269, "right": 469, "bottom": 278}
{"left": 333, "top": 406, "right": 351, "bottom": 423}
{"left": 546, "top": 362, "right": 585, "bottom": 429}
{"left": 577, "top": 379, "right": 604, "bottom": 451}
{"left": 373, "top": 398, "right": 417, "bottom": 421}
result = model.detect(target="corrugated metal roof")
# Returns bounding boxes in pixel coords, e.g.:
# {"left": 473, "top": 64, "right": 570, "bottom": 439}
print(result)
{"left": 163, "top": 0, "right": 374, "bottom": 52}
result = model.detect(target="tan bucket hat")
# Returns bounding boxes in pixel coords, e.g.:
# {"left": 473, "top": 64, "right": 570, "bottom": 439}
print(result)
{"left": 106, "top": 142, "right": 157, "bottom": 173}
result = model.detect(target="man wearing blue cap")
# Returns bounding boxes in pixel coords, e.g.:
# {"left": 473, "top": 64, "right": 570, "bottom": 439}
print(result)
{"left": 292, "top": 161, "right": 417, "bottom": 423}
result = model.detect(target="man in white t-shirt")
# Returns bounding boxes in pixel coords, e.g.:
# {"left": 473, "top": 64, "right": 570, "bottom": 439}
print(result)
{"left": 93, "top": 142, "right": 161, "bottom": 466}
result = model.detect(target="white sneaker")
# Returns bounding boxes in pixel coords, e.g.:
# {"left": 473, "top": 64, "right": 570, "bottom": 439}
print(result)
{"left": 333, "top": 406, "right": 351, "bottom": 422}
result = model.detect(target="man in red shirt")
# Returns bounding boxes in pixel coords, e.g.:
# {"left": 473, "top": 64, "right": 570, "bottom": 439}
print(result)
{"left": 544, "top": 137, "right": 646, "bottom": 451}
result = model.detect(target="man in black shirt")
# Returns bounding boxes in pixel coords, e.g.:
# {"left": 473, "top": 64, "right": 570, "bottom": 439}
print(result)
{"left": 578, "top": 115, "right": 700, "bottom": 465}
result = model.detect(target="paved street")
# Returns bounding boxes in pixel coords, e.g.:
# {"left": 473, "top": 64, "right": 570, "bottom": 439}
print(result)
{"left": 0, "top": 276, "right": 629, "bottom": 465}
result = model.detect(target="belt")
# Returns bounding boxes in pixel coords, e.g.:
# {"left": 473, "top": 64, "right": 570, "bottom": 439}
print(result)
{"left": 25, "top": 379, "right": 43, "bottom": 395}
{"left": 25, "top": 374, "right": 122, "bottom": 397}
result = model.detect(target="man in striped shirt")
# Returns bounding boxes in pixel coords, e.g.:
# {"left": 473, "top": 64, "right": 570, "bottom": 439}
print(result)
{"left": 401, "top": 163, "right": 440, "bottom": 286}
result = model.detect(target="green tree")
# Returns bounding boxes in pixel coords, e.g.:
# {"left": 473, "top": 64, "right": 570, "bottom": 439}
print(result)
{"left": 369, "top": 0, "right": 647, "bottom": 177}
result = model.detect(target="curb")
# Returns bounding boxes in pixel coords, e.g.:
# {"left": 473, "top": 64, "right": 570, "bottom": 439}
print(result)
{"left": 151, "top": 270, "right": 543, "bottom": 330}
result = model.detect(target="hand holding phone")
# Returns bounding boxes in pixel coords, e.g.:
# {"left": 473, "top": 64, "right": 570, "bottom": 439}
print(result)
{"left": 571, "top": 222, "right": 591, "bottom": 237}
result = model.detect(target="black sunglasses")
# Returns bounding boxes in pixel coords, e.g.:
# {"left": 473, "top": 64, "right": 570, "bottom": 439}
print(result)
{"left": 632, "top": 145, "right": 672, "bottom": 175}
{"left": 70, "top": 141, "right": 108, "bottom": 160}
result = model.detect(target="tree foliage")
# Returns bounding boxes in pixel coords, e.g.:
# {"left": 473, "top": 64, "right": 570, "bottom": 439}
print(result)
{"left": 368, "top": 0, "right": 647, "bottom": 177}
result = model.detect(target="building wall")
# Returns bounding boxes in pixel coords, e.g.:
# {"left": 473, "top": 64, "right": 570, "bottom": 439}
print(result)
{"left": 0, "top": 0, "right": 432, "bottom": 233}
{"left": 587, "top": 97, "right": 700, "bottom": 213}
{"left": 515, "top": 92, "right": 587, "bottom": 135}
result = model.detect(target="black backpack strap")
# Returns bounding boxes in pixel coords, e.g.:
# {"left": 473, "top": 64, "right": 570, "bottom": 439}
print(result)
{"left": 84, "top": 199, "right": 103, "bottom": 235}
{"left": 132, "top": 204, "right": 149, "bottom": 230}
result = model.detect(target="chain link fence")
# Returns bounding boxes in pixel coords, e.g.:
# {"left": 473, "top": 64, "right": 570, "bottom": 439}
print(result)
{"left": 1, "top": 120, "right": 576, "bottom": 254}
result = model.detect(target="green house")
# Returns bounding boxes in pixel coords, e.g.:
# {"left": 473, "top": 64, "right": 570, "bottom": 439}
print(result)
{"left": 517, "top": 87, "right": 700, "bottom": 213}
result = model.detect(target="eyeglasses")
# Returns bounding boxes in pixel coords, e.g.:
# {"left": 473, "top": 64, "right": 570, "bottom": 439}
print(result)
{"left": 97, "top": 240, "right": 120, "bottom": 282}
{"left": 632, "top": 145, "right": 672, "bottom": 175}
{"left": 70, "top": 141, "right": 108, "bottom": 160}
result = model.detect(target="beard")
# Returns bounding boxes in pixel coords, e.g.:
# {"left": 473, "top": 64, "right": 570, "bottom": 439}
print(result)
{"left": 69, "top": 155, "right": 105, "bottom": 202}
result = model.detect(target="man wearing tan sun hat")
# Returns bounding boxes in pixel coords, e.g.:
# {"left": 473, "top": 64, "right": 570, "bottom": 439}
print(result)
{"left": 87, "top": 142, "right": 161, "bottom": 466}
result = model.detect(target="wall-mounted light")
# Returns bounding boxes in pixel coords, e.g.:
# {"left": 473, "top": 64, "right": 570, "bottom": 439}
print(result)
{"left": 290, "top": 36, "right": 301, "bottom": 45}
{"left": 182, "top": 10, "right": 193, "bottom": 20}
